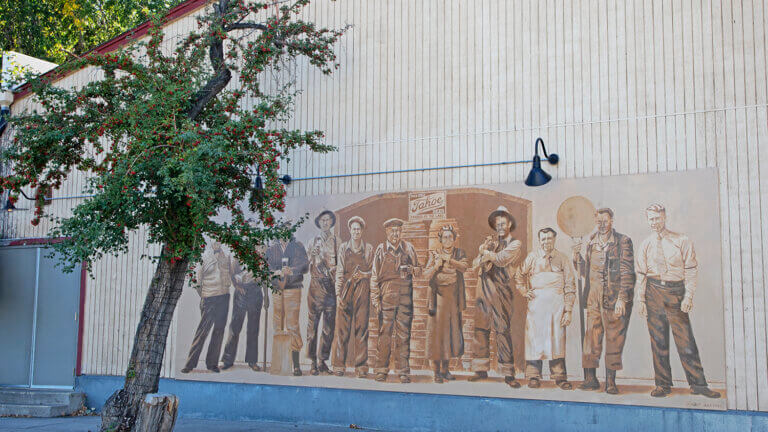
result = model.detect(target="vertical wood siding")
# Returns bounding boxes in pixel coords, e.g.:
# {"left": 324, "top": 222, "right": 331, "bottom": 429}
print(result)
{"left": 2, "top": 0, "right": 767, "bottom": 412}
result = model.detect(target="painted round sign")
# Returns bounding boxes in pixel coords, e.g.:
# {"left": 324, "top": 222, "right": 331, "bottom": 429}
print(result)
{"left": 557, "top": 196, "right": 596, "bottom": 238}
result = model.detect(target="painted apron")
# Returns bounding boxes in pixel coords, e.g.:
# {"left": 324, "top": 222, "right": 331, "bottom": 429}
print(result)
{"left": 525, "top": 269, "right": 566, "bottom": 360}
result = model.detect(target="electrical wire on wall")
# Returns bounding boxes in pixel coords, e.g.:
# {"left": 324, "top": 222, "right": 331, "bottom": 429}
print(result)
{"left": 17, "top": 157, "right": 539, "bottom": 203}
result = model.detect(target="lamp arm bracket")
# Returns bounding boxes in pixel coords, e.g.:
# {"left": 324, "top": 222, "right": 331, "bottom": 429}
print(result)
{"left": 534, "top": 137, "right": 559, "bottom": 165}
{"left": 15, "top": 189, "right": 35, "bottom": 201}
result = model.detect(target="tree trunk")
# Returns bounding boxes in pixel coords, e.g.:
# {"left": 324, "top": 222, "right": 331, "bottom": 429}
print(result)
{"left": 100, "top": 249, "right": 189, "bottom": 432}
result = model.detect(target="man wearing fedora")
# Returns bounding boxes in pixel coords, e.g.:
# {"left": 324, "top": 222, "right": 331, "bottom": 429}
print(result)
{"left": 371, "top": 217, "right": 421, "bottom": 383}
{"left": 332, "top": 216, "right": 374, "bottom": 377}
{"left": 307, "top": 210, "right": 340, "bottom": 375}
{"left": 470, "top": 206, "right": 524, "bottom": 388}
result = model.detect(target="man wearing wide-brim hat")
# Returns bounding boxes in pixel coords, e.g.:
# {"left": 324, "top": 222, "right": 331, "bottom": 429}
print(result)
{"left": 371, "top": 217, "right": 422, "bottom": 383}
{"left": 306, "top": 209, "right": 341, "bottom": 375}
{"left": 469, "top": 205, "right": 524, "bottom": 388}
{"left": 332, "top": 216, "right": 374, "bottom": 377}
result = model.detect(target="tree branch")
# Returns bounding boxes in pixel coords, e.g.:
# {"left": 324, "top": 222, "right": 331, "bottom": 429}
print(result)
{"left": 224, "top": 22, "right": 268, "bottom": 32}
{"left": 186, "top": 0, "right": 232, "bottom": 120}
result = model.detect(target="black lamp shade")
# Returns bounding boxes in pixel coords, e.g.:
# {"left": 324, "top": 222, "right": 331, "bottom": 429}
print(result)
{"left": 525, "top": 155, "right": 552, "bottom": 187}
{"left": 2, "top": 198, "right": 16, "bottom": 212}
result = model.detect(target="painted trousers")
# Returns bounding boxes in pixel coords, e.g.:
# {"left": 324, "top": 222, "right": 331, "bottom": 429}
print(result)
{"left": 185, "top": 293, "right": 230, "bottom": 370}
{"left": 221, "top": 285, "right": 263, "bottom": 366}
{"left": 307, "top": 276, "right": 336, "bottom": 361}
{"left": 332, "top": 279, "right": 371, "bottom": 373}
{"left": 525, "top": 358, "right": 567, "bottom": 381}
{"left": 645, "top": 279, "right": 708, "bottom": 390}
{"left": 273, "top": 288, "right": 303, "bottom": 352}
{"left": 582, "top": 286, "right": 632, "bottom": 370}
{"left": 374, "top": 281, "right": 413, "bottom": 375}
{"left": 472, "top": 277, "right": 516, "bottom": 377}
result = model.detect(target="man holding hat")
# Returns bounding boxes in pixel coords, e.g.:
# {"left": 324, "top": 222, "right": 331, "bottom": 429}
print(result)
{"left": 469, "top": 206, "right": 523, "bottom": 388}
{"left": 307, "top": 210, "right": 340, "bottom": 375}
{"left": 332, "top": 216, "right": 374, "bottom": 377}
{"left": 371, "top": 217, "right": 421, "bottom": 383}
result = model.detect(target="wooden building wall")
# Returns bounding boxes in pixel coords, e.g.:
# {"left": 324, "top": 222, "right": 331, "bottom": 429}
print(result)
{"left": 2, "top": 0, "right": 767, "bottom": 411}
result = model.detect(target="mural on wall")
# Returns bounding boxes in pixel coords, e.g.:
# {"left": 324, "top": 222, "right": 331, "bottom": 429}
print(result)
{"left": 174, "top": 168, "right": 727, "bottom": 410}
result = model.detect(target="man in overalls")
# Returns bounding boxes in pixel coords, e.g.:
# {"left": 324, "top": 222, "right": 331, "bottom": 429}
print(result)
{"left": 307, "top": 210, "right": 340, "bottom": 375}
{"left": 371, "top": 218, "right": 421, "bottom": 383}
{"left": 470, "top": 206, "right": 523, "bottom": 388}
{"left": 333, "top": 216, "right": 374, "bottom": 377}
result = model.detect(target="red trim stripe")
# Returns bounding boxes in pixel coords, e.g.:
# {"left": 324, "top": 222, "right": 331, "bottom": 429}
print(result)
{"left": 14, "top": 0, "right": 210, "bottom": 101}
{"left": 7, "top": 237, "right": 66, "bottom": 246}
{"left": 76, "top": 261, "right": 88, "bottom": 376}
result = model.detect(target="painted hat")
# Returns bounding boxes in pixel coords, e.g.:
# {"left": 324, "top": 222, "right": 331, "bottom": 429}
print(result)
{"left": 314, "top": 210, "right": 337, "bottom": 229}
{"left": 347, "top": 215, "right": 366, "bottom": 230}
{"left": 382, "top": 218, "right": 405, "bottom": 229}
{"left": 488, "top": 205, "right": 516, "bottom": 230}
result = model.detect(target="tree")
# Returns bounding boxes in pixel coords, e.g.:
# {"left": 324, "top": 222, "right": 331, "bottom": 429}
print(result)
{"left": 0, "top": 0, "right": 184, "bottom": 63}
{"left": 0, "top": 1, "right": 346, "bottom": 430}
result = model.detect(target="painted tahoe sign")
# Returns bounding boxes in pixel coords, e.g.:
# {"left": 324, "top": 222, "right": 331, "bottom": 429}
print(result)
{"left": 408, "top": 191, "right": 447, "bottom": 221}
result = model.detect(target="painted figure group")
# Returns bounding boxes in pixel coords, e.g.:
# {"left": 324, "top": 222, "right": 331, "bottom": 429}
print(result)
{"left": 182, "top": 202, "right": 720, "bottom": 400}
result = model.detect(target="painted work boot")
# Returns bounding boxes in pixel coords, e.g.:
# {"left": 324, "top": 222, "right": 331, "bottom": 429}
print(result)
{"left": 578, "top": 368, "right": 600, "bottom": 390}
{"left": 292, "top": 351, "right": 302, "bottom": 376}
{"left": 605, "top": 369, "right": 619, "bottom": 394}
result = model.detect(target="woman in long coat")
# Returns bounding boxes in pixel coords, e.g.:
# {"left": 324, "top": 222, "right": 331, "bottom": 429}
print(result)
{"left": 424, "top": 225, "right": 468, "bottom": 383}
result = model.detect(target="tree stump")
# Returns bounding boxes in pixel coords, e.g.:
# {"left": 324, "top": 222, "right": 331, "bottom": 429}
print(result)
{"left": 132, "top": 393, "right": 178, "bottom": 432}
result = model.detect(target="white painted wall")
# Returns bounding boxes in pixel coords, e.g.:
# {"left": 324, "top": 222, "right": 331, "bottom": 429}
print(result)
{"left": 2, "top": 0, "right": 767, "bottom": 411}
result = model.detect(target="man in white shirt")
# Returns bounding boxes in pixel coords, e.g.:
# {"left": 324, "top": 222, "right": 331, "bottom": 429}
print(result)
{"left": 636, "top": 203, "right": 719, "bottom": 399}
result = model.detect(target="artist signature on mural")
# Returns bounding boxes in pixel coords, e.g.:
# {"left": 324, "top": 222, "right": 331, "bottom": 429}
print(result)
{"left": 685, "top": 400, "right": 723, "bottom": 410}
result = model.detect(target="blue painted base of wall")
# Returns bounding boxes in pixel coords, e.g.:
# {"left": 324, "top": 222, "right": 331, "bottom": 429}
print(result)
{"left": 77, "top": 375, "right": 768, "bottom": 432}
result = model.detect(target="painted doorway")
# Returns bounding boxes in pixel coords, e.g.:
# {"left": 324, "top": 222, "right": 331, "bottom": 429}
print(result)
{"left": 0, "top": 246, "right": 81, "bottom": 388}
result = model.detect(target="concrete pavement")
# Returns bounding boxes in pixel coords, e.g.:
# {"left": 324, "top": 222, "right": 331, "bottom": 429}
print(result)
{"left": 0, "top": 417, "right": 376, "bottom": 431}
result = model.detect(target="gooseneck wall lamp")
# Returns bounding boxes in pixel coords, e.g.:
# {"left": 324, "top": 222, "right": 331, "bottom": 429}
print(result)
{"left": 2, "top": 189, "right": 33, "bottom": 213}
{"left": 525, "top": 137, "right": 559, "bottom": 187}
{"left": 253, "top": 169, "right": 292, "bottom": 191}
{"left": 252, "top": 167, "right": 292, "bottom": 203}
